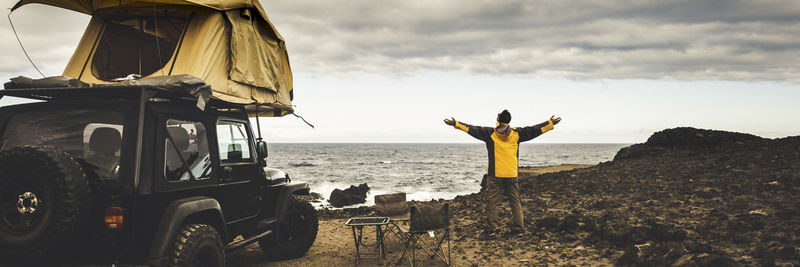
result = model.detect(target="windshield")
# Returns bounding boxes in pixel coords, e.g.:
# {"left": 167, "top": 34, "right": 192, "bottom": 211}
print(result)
{"left": 0, "top": 110, "right": 125, "bottom": 179}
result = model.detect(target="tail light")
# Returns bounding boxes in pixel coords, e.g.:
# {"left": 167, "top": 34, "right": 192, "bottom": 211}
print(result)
{"left": 104, "top": 207, "right": 124, "bottom": 230}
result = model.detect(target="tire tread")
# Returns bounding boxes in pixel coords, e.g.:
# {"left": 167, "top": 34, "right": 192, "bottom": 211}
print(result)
{"left": 169, "top": 224, "right": 224, "bottom": 267}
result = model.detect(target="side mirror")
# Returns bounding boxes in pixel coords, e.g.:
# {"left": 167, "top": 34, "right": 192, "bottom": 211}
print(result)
{"left": 256, "top": 140, "right": 268, "bottom": 159}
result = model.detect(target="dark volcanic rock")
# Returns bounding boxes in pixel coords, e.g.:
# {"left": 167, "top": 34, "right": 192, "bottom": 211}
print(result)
{"left": 645, "top": 127, "right": 762, "bottom": 148}
{"left": 297, "top": 191, "right": 324, "bottom": 203}
{"left": 614, "top": 127, "right": 764, "bottom": 161}
{"left": 317, "top": 206, "right": 374, "bottom": 219}
{"left": 328, "top": 183, "right": 370, "bottom": 207}
{"left": 437, "top": 127, "right": 799, "bottom": 266}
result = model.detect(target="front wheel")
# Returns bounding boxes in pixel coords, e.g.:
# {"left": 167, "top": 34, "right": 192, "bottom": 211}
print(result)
{"left": 258, "top": 196, "right": 318, "bottom": 260}
{"left": 168, "top": 224, "right": 225, "bottom": 267}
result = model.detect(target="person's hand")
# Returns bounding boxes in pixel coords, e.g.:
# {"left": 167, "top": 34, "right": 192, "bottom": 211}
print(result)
{"left": 550, "top": 115, "right": 562, "bottom": 125}
{"left": 443, "top": 117, "right": 456, "bottom": 126}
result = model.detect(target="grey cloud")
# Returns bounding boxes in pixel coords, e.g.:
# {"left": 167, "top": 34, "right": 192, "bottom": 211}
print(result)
{"left": 1, "top": 2, "right": 89, "bottom": 78}
{"left": 263, "top": 0, "right": 800, "bottom": 81}
{"left": 1, "top": 0, "right": 798, "bottom": 82}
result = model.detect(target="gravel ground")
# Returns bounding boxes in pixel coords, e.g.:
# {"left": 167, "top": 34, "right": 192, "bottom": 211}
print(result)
{"left": 227, "top": 127, "right": 800, "bottom": 266}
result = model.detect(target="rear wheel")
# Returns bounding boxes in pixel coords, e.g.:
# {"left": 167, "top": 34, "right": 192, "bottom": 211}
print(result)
{"left": 168, "top": 224, "right": 225, "bottom": 267}
{"left": 0, "top": 146, "right": 90, "bottom": 259}
{"left": 258, "top": 196, "right": 318, "bottom": 260}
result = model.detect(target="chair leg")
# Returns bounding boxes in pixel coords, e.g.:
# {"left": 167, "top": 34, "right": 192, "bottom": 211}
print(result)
{"left": 383, "top": 222, "right": 409, "bottom": 253}
{"left": 401, "top": 231, "right": 453, "bottom": 266}
{"left": 443, "top": 229, "right": 451, "bottom": 265}
{"left": 412, "top": 229, "right": 452, "bottom": 265}
{"left": 411, "top": 236, "right": 416, "bottom": 267}
{"left": 399, "top": 234, "right": 412, "bottom": 264}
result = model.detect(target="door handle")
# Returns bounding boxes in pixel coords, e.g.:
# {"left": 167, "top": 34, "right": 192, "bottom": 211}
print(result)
{"left": 219, "top": 166, "right": 233, "bottom": 182}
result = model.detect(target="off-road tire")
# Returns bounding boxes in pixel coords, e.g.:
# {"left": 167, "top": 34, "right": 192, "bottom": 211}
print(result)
{"left": 258, "top": 196, "right": 318, "bottom": 260}
{"left": 168, "top": 224, "right": 225, "bottom": 267}
{"left": 0, "top": 146, "right": 91, "bottom": 260}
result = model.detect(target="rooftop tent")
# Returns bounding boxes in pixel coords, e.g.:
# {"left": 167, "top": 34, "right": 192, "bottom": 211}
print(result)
{"left": 10, "top": 0, "right": 294, "bottom": 116}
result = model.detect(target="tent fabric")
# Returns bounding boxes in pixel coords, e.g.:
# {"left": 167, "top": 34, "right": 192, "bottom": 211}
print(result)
{"left": 114, "top": 74, "right": 213, "bottom": 110}
{"left": 4, "top": 75, "right": 89, "bottom": 89}
{"left": 12, "top": 0, "right": 293, "bottom": 117}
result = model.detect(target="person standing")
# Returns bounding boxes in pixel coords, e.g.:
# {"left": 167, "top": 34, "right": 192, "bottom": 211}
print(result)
{"left": 444, "top": 110, "right": 561, "bottom": 238}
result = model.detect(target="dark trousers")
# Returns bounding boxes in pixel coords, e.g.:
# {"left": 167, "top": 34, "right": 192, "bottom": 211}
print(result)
{"left": 485, "top": 176, "right": 524, "bottom": 231}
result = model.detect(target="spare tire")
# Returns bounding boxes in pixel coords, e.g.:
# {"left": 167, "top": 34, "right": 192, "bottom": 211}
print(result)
{"left": 0, "top": 146, "right": 91, "bottom": 259}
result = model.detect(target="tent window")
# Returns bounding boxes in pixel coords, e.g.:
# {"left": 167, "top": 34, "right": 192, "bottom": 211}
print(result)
{"left": 92, "top": 16, "right": 187, "bottom": 81}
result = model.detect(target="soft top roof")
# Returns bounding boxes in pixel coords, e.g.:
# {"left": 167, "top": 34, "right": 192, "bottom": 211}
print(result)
{"left": 2, "top": 75, "right": 213, "bottom": 109}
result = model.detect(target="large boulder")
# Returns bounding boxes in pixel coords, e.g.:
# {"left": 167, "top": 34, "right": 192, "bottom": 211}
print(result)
{"left": 328, "top": 183, "right": 370, "bottom": 208}
{"left": 614, "top": 127, "right": 764, "bottom": 161}
{"left": 644, "top": 127, "right": 762, "bottom": 148}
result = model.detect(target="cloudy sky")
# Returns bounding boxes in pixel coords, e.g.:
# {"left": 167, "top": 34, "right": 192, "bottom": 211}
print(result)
{"left": 1, "top": 0, "right": 799, "bottom": 143}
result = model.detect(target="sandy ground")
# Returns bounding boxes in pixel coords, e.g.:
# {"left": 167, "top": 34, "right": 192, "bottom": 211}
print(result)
{"left": 226, "top": 164, "right": 597, "bottom": 266}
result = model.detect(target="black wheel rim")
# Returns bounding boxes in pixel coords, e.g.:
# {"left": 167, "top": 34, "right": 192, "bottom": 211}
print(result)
{"left": 190, "top": 245, "right": 221, "bottom": 267}
{"left": 0, "top": 176, "right": 47, "bottom": 235}
{"left": 280, "top": 210, "right": 310, "bottom": 245}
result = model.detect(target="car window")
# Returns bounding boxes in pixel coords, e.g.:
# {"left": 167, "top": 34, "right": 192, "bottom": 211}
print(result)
{"left": 216, "top": 120, "right": 253, "bottom": 163}
{"left": 83, "top": 123, "right": 124, "bottom": 178}
{"left": 1, "top": 110, "right": 124, "bottom": 179}
{"left": 164, "top": 119, "right": 211, "bottom": 181}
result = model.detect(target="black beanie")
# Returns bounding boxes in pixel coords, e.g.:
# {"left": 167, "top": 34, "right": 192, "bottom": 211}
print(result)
{"left": 498, "top": 110, "right": 511, "bottom": 123}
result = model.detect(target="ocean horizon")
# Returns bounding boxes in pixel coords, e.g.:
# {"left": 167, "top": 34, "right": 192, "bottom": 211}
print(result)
{"left": 266, "top": 143, "right": 631, "bottom": 208}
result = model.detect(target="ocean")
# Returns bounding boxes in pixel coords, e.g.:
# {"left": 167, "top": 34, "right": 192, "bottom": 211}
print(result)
{"left": 266, "top": 143, "right": 630, "bottom": 207}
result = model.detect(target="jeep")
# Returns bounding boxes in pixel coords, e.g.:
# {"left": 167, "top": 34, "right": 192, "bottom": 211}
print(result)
{"left": 0, "top": 85, "right": 318, "bottom": 266}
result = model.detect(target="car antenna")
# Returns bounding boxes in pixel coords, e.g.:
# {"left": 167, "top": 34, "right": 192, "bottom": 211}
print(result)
{"left": 8, "top": 12, "right": 45, "bottom": 78}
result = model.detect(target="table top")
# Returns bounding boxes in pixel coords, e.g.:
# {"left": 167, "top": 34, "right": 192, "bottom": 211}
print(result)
{"left": 345, "top": 217, "right": 390, "bottom": 226}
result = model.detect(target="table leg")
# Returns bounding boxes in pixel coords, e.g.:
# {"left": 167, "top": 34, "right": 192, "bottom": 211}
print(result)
{"left": 379, "top": 225, "right": 386, "bottom": 264}
{"left": 375, "top": 226, "right": 382, "bottom": 264}
{"left": 351, "top": 226, "right": 359, "bottom": 266}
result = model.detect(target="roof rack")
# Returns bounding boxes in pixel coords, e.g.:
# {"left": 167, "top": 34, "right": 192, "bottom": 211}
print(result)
{"left": 0, "top": 86, "right": 167, "bottom": 102}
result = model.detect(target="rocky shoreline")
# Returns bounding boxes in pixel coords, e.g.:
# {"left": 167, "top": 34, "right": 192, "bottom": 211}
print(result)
{"left": 315, "top": 127, "right": 799, "bottom": 266}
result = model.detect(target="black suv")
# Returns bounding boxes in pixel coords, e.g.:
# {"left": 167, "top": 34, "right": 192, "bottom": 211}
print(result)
{"left": 0, "top": 86, "right": 318, "bottom": 266}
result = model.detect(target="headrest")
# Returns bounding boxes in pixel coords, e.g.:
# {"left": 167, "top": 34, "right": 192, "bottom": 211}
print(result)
{"left": 167, "top": 127, "right": 190, "bottom": 151}
{"left": 89, "top": 127, "right": 121, "bottom": 153}
{"left": 227, "top": 144, "right": 242, "bottom": 160}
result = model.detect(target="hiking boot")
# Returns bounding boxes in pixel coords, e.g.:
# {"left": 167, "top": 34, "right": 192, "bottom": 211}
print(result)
{"left": 510, "top": 229, "right": 526, "bottom": 237}
{"left": 477, "top": 229, "right": 496, "bottom": 240}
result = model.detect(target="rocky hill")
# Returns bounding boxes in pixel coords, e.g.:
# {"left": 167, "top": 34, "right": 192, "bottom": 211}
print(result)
{"left": 446, "top": 127, "right": 799, "bottom": 266}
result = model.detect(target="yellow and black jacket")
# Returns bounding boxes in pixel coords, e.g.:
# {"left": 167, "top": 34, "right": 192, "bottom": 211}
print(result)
{"left": 454, "top": 119, "right": 554, "bottom": 178}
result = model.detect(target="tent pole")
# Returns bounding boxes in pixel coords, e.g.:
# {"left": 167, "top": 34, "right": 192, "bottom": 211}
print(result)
{"left": 255, "top": 104, "right": 262, "bottom": 141}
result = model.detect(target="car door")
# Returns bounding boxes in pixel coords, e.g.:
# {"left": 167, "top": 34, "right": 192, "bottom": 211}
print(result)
{"left": 213, "top": 118, "right": 262, "bottom": 223}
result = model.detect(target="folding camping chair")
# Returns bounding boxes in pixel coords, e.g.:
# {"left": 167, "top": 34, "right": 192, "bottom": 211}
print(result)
{"left": 399, "top": 202, "right": 451, "bottom": 266}
{"left": 373, "top": 193, "right": 410, "bottom": 249}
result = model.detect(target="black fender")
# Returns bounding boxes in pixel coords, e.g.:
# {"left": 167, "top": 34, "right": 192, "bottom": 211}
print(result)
{"left": 146, "top": 196, "right": 227, "bottom": 265}
{"left": 274, "top": 183, "right": 309, "bottom": 222}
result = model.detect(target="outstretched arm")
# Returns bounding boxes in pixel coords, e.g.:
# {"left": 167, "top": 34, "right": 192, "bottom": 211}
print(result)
{"left": 518, "top": 115, "right": 561, "bottom": 142}
{"left": 443, "top": 117, "right": 493, "bottom": 142}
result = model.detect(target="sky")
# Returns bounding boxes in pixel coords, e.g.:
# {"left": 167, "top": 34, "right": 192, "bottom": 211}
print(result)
{"left": 1, "top": 0, "right": 799, "bottom": 143}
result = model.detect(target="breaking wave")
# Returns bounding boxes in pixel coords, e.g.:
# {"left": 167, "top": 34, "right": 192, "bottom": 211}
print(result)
{"left": 290, "top": 162, "right": 317, "bottom": 167}
{"left": 267, "top": 143, "right": 629, "bottom": 208}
